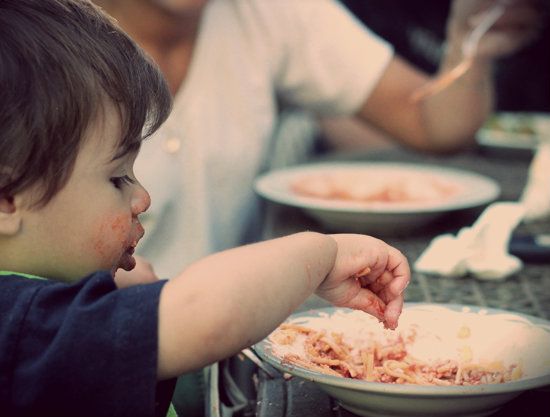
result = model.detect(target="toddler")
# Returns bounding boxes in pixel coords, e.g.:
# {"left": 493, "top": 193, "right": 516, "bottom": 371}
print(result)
{"left": 0, "top": 1, "right": 410, "bottom": 416}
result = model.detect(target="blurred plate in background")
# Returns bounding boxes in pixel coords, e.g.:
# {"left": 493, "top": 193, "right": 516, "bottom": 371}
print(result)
{"left": 476, "top": 112, "right": 550, "bottom": 153}
{"left": 254, "top": 162, "right": 500, "bottom": 234}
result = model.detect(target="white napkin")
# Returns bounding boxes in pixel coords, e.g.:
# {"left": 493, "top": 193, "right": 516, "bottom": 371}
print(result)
{"left": 415, "top": 140, "right": 550, "bottom": 280}
{"left": 520, "top": 143, "right": 550, "bottom": 221}
{"left": 414, "top": 202, "right": 525, "bottom": 280}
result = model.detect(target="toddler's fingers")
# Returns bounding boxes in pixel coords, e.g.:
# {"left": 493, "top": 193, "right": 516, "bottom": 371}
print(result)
{"left": 342, "top": 289, "right": 386, "bottom": 322}
{"left": 386, "top": 247, "right": 410, "bottom": 293}
{"left": 361, "top": 270, "right": 394, "bottom": 294}
{"left": 386, "top": 271, "right": 410, "bottom": 299}
{"left": 376, "top": 272, "right": 409, "bottom": 305}
{"left": 383, "top": 295, "right": 404, "bottom": 330}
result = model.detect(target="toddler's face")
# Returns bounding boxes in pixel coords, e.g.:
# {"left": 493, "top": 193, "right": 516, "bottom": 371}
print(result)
{"left": 17, "top": 104, "right": 151, "bottom": 281}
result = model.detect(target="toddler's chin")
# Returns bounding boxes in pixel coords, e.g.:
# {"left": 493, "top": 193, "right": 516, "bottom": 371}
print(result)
{"left": 116, "top": 251, "right": 137, "bottom": 273}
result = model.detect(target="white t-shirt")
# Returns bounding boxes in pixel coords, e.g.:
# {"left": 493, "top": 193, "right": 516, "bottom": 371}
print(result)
{"left": 135, "top": 0, "right": 393, "bottom": 278}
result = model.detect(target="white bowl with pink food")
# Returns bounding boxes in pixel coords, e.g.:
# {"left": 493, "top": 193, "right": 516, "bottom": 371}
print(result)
{"left": 254, "top": 162, "right": 500, "bottom": 234}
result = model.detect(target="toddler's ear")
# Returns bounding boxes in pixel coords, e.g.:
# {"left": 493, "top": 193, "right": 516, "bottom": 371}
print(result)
{"left": 0, "top": 196, "right": 21, "bottom": 235}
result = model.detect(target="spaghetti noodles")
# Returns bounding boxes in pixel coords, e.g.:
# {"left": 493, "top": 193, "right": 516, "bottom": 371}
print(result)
{"left": 270, "top": 322, "right": 522, "bottom": 385}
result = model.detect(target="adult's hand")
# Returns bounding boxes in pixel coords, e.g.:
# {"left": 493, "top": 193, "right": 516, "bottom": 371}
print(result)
{"left": 446, "top": 0, "right": 542, "bottom": 60}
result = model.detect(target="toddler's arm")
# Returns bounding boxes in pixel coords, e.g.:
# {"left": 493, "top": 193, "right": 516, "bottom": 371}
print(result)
{"left": 156, "top": 231, "right": 409, "bottom": 379}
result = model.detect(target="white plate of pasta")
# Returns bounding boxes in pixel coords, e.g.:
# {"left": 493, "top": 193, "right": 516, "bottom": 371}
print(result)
{"left": 254, "top": 304, "right": 550, "bottom": 417}
{"left": 254, "top": 162, "right": 500, "bottom": 234}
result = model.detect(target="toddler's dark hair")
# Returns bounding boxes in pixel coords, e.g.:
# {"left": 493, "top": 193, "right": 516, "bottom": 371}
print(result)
{"left": 0, "top": 0, "right": 172, "bottom": 207}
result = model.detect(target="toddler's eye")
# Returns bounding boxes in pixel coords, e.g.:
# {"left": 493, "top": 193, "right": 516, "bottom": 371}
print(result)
{"left": 110, "top": 175, "right": 135, "bottom": 190}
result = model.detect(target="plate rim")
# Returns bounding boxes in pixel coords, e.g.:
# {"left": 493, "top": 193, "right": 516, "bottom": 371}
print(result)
{"left": 254, "top": 302, "right": 550, "bottom": 397}
{"left": 254, "top": 162, "right": 501, "bottom": 214}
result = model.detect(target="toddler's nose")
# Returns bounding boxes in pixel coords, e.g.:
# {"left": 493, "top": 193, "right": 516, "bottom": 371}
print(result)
{"left": 131, "top": 184, "right": 151, "bottom": 215}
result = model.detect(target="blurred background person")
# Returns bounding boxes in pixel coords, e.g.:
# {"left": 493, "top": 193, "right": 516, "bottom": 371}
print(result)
{"left": 93, "top": 0, "right": 543, "bottom": 281}
{"left": 322, "top": 0, "right": 549, "bottom": 151}
{"left": 343, "top": 0, "right": 550, "bottom": 112}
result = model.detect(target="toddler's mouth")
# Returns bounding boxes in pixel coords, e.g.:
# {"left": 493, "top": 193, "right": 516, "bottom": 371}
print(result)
{"left": 118, "top": 245, "right": 137, "bottom": 271}
{"left": 118, "top": 231, "right": 141, "bottom": 271}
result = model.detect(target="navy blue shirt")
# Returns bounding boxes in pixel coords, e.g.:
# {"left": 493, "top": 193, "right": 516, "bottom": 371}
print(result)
{"left": 0, "top": 271, "right": 176, "bottom": 417}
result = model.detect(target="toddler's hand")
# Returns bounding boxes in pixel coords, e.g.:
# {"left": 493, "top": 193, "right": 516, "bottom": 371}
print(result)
{"left": 316, "top": 234, "right": 410, "bottom": 330}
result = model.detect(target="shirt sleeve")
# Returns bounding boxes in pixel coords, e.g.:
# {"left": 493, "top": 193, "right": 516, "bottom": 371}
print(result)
{"left": 8, "top": 272, "right": 173, "bottom": 417}
{"left": 267, "top": 0, "right": 394, "bottom": 115}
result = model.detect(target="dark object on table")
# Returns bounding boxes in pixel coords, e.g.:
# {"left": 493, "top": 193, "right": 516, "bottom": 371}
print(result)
{"left": 510, "top": 233, "right": 550, "bottom": 263}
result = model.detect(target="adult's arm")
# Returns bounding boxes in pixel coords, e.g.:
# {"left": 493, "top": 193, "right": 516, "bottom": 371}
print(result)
{"left": 356, "top": 0, "right": 541, "bottom": 153}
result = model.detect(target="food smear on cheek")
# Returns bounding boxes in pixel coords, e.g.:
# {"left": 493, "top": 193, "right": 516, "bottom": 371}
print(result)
{"left": 92, "top": 213, "right": 132, "bottom": 264}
